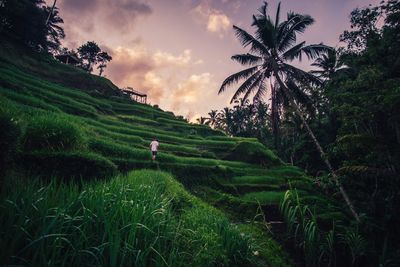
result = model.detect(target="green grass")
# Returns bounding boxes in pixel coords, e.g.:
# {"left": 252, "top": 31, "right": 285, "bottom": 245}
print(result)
{"left": 0, "top": 39, "right": 334, "bottom": 265}
{"left": 0, "top": 170, "right": 257, "bottom": 266}
{"left": 22, "top": 113, "right": 86, "bottom": 152}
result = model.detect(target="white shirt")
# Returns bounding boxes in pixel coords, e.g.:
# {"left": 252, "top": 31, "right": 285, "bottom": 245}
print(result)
{"left": 150, "top": 140, "right": 159, "bottom": 151}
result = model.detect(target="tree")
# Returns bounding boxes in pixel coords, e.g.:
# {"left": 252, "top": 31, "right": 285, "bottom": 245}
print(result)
{"left": 1, "top": 0, "right": 47, "bottom": 49}
{"left": 43, "top": 5, "right": 65, "bottom": 52}
{"left": 1, "top": 0, "right": 64, "bottom": 52}
{"left": 206, "top": 110, "right": 220, "bottom": 128}
{"left": 310, "top": 49, "right": 349, "bottom": 81}
{"left": 78, "top": 41, "right": 112, "bottom": 74}
{"left": 78, "top": 41, "right": 101, "bottom": 72}
{"left": 97, "top": 51, "right": 112, "bottom": 76}
{"left": 196, "top": 117, "right": 210, "bottom": 125}
{"left": 219, "top": 2, "right": 359, "bottom": 221}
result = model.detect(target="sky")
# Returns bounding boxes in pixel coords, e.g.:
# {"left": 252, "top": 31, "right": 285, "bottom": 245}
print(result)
{"left": 48, "top": 0, "right": 380, "bottom": 121}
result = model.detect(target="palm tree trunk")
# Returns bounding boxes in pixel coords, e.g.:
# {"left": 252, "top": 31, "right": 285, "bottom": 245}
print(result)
{"left": 274, "top": 72, "right": 360, "bottom": 222}
{"left": 271, "top": 84, "right": 280, "bottom": 149}
{"left": 46, "top": 0, "right": 57, "bottom": 26}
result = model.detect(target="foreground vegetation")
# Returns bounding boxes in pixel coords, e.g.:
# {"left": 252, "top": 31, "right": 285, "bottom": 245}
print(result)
{"left": 0, "top": 40, "right": 298, "bottom": 265}
{"left": 202, "top": 1, "right": 400, "bottom": 265}
{"left": 1, "top": 170, "right": 258, "bottom": 266}
{"left": 3, "top": 0, "right": 399, "bottom": 265}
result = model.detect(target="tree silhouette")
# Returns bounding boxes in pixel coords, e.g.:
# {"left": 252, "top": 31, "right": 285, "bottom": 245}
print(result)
{"left": 219, "top": 2, "right": 359, "bottom": 221}
{"left": 97, "top": 51, "right": 112, "bottom": 76}
{"left": 77, "top": 42, "right": 112, "bottom": 74}
{"left": 43, "top": 5, "right": 65, "bottom": 52}
{"left": 78, "top": 41, "right": 101, "bottom": 72}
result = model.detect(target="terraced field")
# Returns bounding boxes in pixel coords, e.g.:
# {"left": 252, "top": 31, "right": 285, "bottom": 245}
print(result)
{"left": 0, "top": 59, "right": 314, "bottom": 203}
{"left": 0, "top": 42, "right": 341, "bottom": 266}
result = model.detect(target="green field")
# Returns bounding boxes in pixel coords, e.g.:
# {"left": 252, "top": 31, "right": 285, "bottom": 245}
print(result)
{"left": 0, "top": 41, "right": 337, "bottom": 266}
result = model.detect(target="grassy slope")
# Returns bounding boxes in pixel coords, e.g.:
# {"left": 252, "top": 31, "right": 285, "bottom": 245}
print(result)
{"left": 0, "top": 41, "right": 339, "bottom": 266}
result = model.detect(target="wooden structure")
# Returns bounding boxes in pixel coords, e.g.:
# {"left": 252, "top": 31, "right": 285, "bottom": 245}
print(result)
{"left": 121, "top": 87, "right": 147, "bottom": 104}
{"left": 55, "top": 53, "right": 80, "bottom": 65}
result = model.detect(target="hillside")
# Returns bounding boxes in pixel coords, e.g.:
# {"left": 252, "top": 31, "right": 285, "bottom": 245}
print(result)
{"left": 0, "top": 41, "right": 341, "bottom": 266}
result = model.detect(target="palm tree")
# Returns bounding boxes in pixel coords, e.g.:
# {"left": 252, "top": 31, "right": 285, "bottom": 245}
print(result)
{"left": 196, "top": 117, "right": 210, "bottom": 125}
{"left": 219, "top": 2, "right": 359, "bottom": 221}
{"left": 310, "top": 49, "right": 349, "bottom": 80}
{"left": 218, "top": 107, "right": 234, "bottom": 135}
{"left": 43, "top": 5, "right": 65, "bottom": 52}
{"left": 207, "top": 110, "right": 220, "bottom": 128}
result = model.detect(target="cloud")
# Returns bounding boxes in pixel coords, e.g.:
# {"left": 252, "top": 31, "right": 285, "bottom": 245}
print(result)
{"left": 57, "top": 0, "right": 152, "bottom": 38}
{"left": 207, "top": 13, "right": 230, "bottom": 33}
{"left": 192, "top": 2, "right": 231, "bottom": 35}
{"left": 153, "top": 49, "right": 192, "bottom": 67}
{"left": 171, "top": 73, "right": 215, "bottom": 111}
{"left": 103, "top": 44, "right": 204, "bottom": 105}
{"left": 60, "top": 0, "right": 99, "bottom": 14}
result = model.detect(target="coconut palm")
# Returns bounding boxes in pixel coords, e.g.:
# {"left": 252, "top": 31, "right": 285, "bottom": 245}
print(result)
{"left": 196, "top": 117, "right": 209, "bottom": 125}
{"left": 43, "top": 5, "right": 65, "bottom": 52}
{"left": 219, "top": 2, "right": 359, "bottom": 221}
{"left": 218, "top": 107, "right": 234, "bottom": 135}
{"left": 207, "top": 110, "right": 220, "bottom": 128}
{"left": 310, "top": 49, "right": 349, "bottom": 80}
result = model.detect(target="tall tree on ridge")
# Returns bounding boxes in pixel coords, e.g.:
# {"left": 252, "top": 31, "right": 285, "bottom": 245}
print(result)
{"left": 78, "top": 41, "right": 101, "bottom": 72}
{"left": 206, "top": 110, "right": 220, "bottom": 128}
{"left": 97, "top": 51, "right": 112, "bottom": 76}
{"left": 43, "top": 5, "right": 65, "bottom": 52}
{"left": 218, "top": 2, "right": 359, "bottom": 221}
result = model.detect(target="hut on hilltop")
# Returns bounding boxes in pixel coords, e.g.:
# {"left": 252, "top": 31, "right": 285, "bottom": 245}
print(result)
{"left": 121, "top": 87, "right": 147, "bottom": 104}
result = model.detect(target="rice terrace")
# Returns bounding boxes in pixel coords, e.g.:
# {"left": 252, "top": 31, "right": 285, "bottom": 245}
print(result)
{"left": 1, "top": 0, "right": 399, "bottom": 266}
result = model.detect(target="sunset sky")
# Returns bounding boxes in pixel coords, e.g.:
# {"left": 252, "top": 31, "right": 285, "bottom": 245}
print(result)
{"left": 50, "top": 0, "right": 379, "bottom": 121}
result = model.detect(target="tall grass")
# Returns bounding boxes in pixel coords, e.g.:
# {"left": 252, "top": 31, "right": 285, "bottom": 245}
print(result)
{"left": 280, "top": 189, "right": 368, "bottom": 266}
{"left": 22, "top": 114, "right": 86, "bottom": 152}
{"left": 0, "top": 170, "right": 256, "bottom": 266}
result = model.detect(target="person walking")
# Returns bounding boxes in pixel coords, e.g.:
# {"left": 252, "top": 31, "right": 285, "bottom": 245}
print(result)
{"left": 149, "top": 138, "right": 159, "bottom": 161}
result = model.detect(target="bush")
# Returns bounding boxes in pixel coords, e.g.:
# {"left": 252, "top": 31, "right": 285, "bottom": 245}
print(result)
{"left": 22, "top": 114, "right": 86, "bottom": 152}
{"left": 225, "top": 141, "right": 282, "bottom": 166}
{"left": 0, "top": 113, "right": 22, "bottom": 174}
{"left": 180, "top": 207, "right": 254, "bottom": 266}
{"left": 19, "top": 151, "right": 117, "bottom": 181}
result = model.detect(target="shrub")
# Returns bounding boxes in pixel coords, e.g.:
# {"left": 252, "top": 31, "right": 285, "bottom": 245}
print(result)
{"left": 0, "top": 113, "right": 22, "bottom": 174}
{"left": 225, "top": 141, "right": 282, "bottom": 166}
{"left": 180, "top": 207, "right": 254, "bottom": 266}
{"left": 22, "top": 114, "right": 86, "bottom": 152}
{"left": 19, "top": 151, "right": 117, "bottom": 181}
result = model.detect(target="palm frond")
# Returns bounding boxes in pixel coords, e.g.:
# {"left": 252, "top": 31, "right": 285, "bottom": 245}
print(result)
{"left": 252, "top": 78, "right": 267, "bottom": 102}
{"left": 231, "top": 53, "right": 263, "bottom": 66}
{"left": 219, "top": 66, "right": 259, "bottom": 94}
{"left": 300, "top": 44, "right": 333, "bottom": 61}
{"left": 275, "top": 2, "right": 281, "bottom": 28}
{"left": 257, "top": 2, "right": 268, "bottom": 20}
{"left": 242, "top": 74, "right": 266, "bottom": 102}
{"left": 278, "top": 14, "right": 314, "bottom": 52}
{"left": 230, "top": 70, "right": 263, "bottom": 103}
{"left": 233, "top": 26, "right": 270, "bottom": 56}
{"left": 283, "top": 63, "right": 322, "bottom": 86}
{"left": 281, "top": 41, "right": 305, "bottom": 61}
